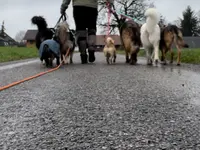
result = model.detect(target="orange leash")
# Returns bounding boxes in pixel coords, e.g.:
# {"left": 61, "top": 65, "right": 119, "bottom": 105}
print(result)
{"left": 0, "top": 48, "right": 70, "bottom": 91}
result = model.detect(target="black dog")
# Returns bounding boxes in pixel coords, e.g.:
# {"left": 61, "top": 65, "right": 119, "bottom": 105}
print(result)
{"left": 32, "top": 16, "right": 76, "bottom": 66}
{"left": 31, "top": 16, "right": 54, "bottom": 49}
{"left": 31, "top": 16, "right": 60, "bottom": 67}
{"left": 39, "top": 39, "right": 61, "bottom": 68}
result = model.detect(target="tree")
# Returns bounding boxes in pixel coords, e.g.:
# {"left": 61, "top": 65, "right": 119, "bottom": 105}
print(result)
{"left": 178, "top": 6, "right": 200, "bottom": 36}
{"left": 158, "top": 15, "right": 167, "bottom": 27}
{"left": 173, "top": 19, "right": 181, "bottom": 27}
{"left": 0, "top": 21, "right": 5, "bottom": 38}
{"left": 15, "top": 30, "right": 26, "bottom": 42}
{"left": 97, "top": 0, "right": 152, "bottom": 34}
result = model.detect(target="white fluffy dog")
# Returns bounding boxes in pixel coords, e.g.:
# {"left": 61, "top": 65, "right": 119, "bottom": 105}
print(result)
{"left": 140, "top": 8, "right": 160, "bottom": 65}
{"left": 103, "top": 37, "right": 117, "bottom": 64}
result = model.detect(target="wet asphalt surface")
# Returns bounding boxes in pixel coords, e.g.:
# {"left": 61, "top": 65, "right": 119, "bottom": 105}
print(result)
{"left": 1, "top": 52, "right": 200, "bottom": 150}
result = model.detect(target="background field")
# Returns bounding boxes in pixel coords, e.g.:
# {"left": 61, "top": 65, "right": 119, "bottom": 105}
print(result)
{"left": 117, "top": 48, "right": 200, "bottom": 64}
{"left": 0, "top": 47, "right": 38, "bottom": 63}
{"left": 0, "top": 46, "right": 200, "bottom": 64}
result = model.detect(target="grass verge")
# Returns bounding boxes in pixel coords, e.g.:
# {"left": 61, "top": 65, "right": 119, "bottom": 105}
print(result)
{"left": 117, "top": 48, "right": 200, "bottom": 64}
{"left": 0, "top": 46, "right": 38, "bottom": 63}
{"left": 0, "top": 46, "right": 200, "bottom": 64}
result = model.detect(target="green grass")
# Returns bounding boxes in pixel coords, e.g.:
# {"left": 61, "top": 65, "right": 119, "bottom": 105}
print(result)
{"left": 117, "top": 48, "right": 200, "bottom": 64}
{"left": 1, "top": 46, "right": 200, "bottom": 64}
{"left": 0, "top": 46, "right": 38, "bottom": 63}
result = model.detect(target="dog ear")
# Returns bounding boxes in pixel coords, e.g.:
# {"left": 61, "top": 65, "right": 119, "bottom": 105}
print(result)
{"left": 111, "top": 39, "right": 115, "bottom": 44}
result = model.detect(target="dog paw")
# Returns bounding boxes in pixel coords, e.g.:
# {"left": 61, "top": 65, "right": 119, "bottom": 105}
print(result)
{"left": 41, "top": 61, "right": 45, "bottom": 66}
{"left": 147, "top": 59, "right": 152, "bottom": 65}
{"left": 130, "top": 60, "right": 136, "bottom": 65}
{"left": 126, "top": 59, "right": 130, "bottom": 63}
{"left": 63, "top": 60, "right": 68, "bottom": 64}
{"left": 154, "top": 59, "right": 159, "bottom": 65}
{"left": 160, "top": 61, "right": 167, "bottom": 65}
{"left": 147, "top": 62, "right": 153, "bottom": 65}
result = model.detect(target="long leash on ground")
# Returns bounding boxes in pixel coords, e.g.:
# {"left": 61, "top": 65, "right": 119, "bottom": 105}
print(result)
{"left": 0, "top": 48, "right": 70, "bottom": 92}
{"left": 0, "top": 15, "right": 70, "bottom": 92}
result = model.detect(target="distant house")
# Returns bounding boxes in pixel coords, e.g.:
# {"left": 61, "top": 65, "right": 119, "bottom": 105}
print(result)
{"left": 0, "top": 32, "right": 17, "bottom": 46}
{"left": 23, "top": 29, "right": 75, "bottom": 48}
{"left": 0, "top": 37, "right": 8, "bottom": 46}
{"left": 23, "top": 29, "right": 38, "bottom": 47}
{"left": 182, "top": 37, "right": 200, "bottom": 49}
{"left": 0, "top": 21, "right": 17, "bottom": 46}
{"left": 23, "top": 29, "right": 123, "bottom": 50}
{"left": 0, "top": 31, "right": 17, "bottom": 46}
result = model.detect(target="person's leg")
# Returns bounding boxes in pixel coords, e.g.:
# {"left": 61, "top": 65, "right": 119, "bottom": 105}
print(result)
{"left": 73, "top": 6, "right": 88, "bottom": 64}
{"left": 86, "top": 7, "right": 98, "bottom": 63}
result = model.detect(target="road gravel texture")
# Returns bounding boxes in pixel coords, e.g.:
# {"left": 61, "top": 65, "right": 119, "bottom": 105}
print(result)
{"left": 0, "top": 53, "right": 200, "bottom": 150}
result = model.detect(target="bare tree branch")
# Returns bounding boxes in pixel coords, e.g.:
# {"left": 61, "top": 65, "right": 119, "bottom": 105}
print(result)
{"left": 97, "top": 0, "right": 152, "bottom": 34}
{"left": 15, "top": 30, "right": 26, "bottom": 42}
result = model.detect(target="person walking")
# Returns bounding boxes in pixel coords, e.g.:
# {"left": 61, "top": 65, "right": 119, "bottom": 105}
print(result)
{"left": 60, "top": 0, "right": 114, "bottom": 64}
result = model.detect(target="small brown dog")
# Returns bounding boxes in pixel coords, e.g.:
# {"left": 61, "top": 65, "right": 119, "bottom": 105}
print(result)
{"left": 103, "top": 36, "right": 117, "bottom": 64}
{"left": 159, "top": 24, "right": 189, "bottom": 65}
{"left": 54, "top": 22, "right": 75, "bottom": 64}
{"left": 120, "top": 20, "right": 141, "bottom": 65}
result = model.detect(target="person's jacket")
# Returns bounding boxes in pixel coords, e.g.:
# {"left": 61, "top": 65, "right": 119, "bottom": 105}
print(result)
{"left": 61, "top": 0, "right": 113, "bottom": 9}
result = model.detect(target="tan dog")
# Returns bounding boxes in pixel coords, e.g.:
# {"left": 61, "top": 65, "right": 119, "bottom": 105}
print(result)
{"left": 54, "top": 22, "right": 75, "bottom": 64}
{"left": 103, "top": 36, "right": 117, "bottom": 64}
{"left": 120, "top": 20, "right": 141, "bottom": 65}
{"left": 159, "top": 24, "right": 189, "bottom": 65}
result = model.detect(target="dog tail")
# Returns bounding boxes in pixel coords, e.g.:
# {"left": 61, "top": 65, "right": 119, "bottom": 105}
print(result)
{"left": 170, "top": 25, "right": 184, "bottom": 40}
{"left": 145, "top": 8, "right": 160, "bottom": 33}
{"left": 31, "top": 16, "right": 48, "bottom": 31}
{"left": 170, "top": 25, "right": 189, "bottom": 48}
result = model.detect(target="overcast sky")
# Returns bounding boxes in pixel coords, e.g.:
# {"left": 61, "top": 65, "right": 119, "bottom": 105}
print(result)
{"left": 0, "top": 0, "right": 199, "bottom": 38}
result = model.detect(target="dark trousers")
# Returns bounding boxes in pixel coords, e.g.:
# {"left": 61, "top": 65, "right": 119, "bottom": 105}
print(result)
{"left": 73, "top": 6, "right": 98, "bottom": 53}
{"left": 73, "top": 6, "right": 98, "bottom": 34}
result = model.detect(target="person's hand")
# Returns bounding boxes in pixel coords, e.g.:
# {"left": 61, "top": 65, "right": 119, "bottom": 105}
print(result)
{"left": 106, "top": 0, "right": 113, "bottom": 9}
{"left": 107, "top": 0, "right": 114, "bottom": 5}
{"left": 60, "top": 5, "right": 68, "bottom": 15}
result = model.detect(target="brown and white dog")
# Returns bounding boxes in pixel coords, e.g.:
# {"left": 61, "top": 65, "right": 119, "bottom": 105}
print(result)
{"left": 103, "top": 36, "right": 117, "bottom": 64}
{"left": 54, "top": 22, "right": 75, "bottom": 64}
{"left": 159, "top": 24, "right": 189, "bottom": 65}
{"left": 120, "top": 20, "right": 142, "bottom": 65}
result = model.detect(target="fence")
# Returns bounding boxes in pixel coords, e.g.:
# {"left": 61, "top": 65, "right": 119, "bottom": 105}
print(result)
{"left": 172, "top": 37, "right": 200, "bottom": 49}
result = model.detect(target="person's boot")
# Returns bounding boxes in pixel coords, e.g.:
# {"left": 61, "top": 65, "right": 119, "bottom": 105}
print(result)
{"left": 88, "top": 49, "right": 95, "bottom": 63}
{"left": 80, "top": 53, "right": 88, "bottom": 64}
{"left": 77, "top": 40, "right": 88, "bottom": 64}
{"left": 88, "top": 30, "right": 96, "bottom": 63}
{"left": 76, "top": 31, "right": 88, "bottom": 64}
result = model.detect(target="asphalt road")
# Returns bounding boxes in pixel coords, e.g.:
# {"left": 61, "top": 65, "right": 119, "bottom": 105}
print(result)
{"left": 1, "top": 52, "right": 200, "bottom": 150}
